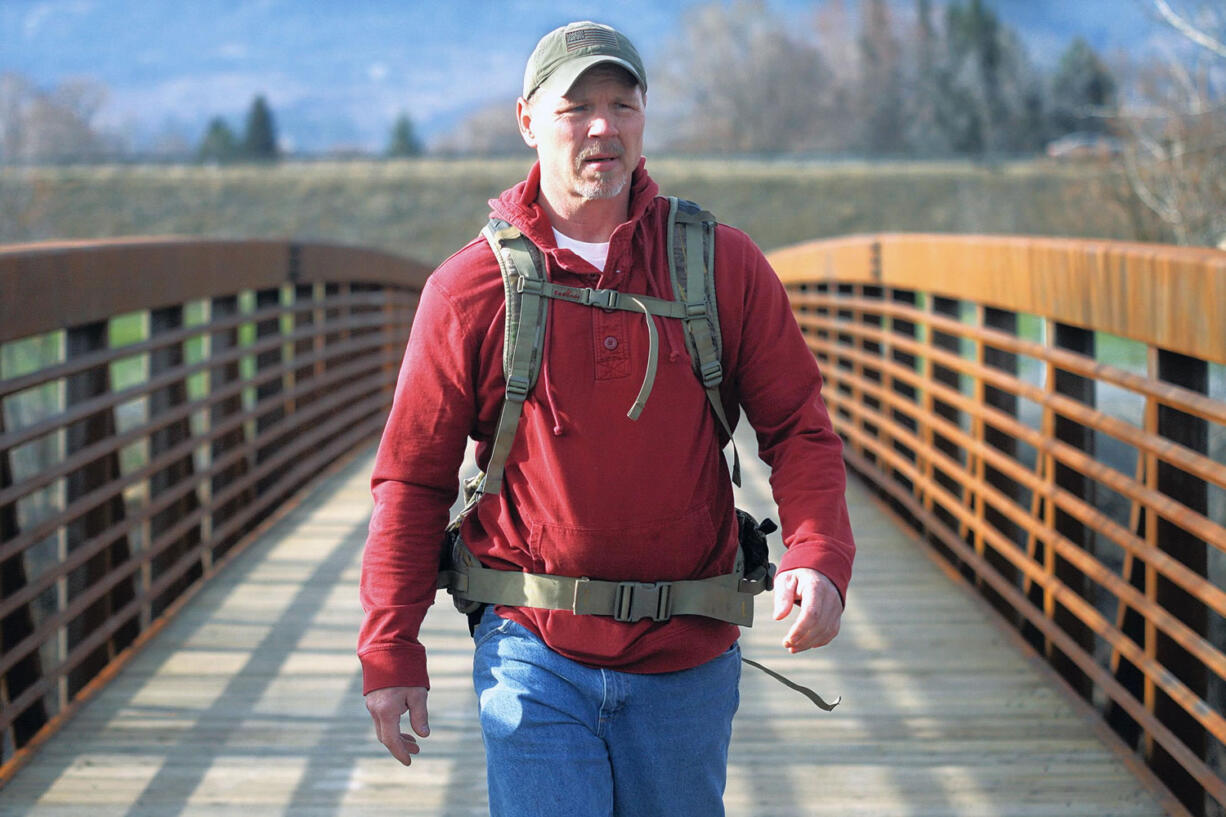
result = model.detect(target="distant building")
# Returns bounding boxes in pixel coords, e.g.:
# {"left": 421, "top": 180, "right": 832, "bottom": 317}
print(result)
{"left": 1045, "top": 132, "right": 1122, "bottom": 161}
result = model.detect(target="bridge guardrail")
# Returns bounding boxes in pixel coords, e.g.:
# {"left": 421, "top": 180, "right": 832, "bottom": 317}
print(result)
{"left": 0, "top": 238, "right": 428, "bottom": 783}
{"left": 770, "top": 234, "right": 1225, "bottom": 817}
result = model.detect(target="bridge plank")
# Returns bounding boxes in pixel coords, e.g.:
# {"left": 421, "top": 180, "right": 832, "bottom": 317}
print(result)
{"left": 0, "top": 438, "right": 1173, "bottom": 816}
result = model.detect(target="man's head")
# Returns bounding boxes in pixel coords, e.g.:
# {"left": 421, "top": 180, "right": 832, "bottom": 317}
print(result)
{"left": 522, "top": 21, "right": 646, "bottom": 106}
{"left": 518, "top": 22, "right": 647, "bottom": 214}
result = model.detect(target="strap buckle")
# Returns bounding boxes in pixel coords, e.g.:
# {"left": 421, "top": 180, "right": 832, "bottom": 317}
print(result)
{"left": 739, "top": 563, "right": 777, "bottom": 594}
{"left": 516, "top": 277, "right": 545, "bottom": 296}
{"left": 613, "top": 581, "right": 673, "bottom": 622}
{"left": 583, "top": 288, "right": 619, "bottom": 309}
{"left": 505, "top": 373, "right": 531, "bottom": 399}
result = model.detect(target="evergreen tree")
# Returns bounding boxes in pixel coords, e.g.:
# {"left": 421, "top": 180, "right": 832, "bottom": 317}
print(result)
{"left": 942, "top": 0, "right": 1045, "bottom": 156}
{"left": 904, "top": 0, "right": 951, "bottom": 156}
{"left": 858, "top": 0, "right": 905, "bottom": 155}
{"left": 197, "top": 116, "right": 239, "bottom": 163}
{"left": 386, "top": 113, "right": 423, "bottom": 157}
{"left": 1050, "top": 38, "right": 1117, "bottom": 135}
{"left": 944, "top": 0, "right": 1005, "bottom": 154}
{"left": 242, "top": 95, "right": 278, "bottom": 161}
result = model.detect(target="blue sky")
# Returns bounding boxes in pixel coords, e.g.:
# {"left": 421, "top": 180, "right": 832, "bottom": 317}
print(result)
{"left": 1, "top": 0, "right": 1165, "bottom": 153}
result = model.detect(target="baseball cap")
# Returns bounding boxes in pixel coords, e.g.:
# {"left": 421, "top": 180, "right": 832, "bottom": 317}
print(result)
{"left": 523, "top": 21, "right": 647, "bottom": 101}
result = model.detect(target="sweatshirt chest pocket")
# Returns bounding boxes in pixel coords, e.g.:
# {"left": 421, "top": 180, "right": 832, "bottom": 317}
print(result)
{"left": 593, "top": 309, "right": 631, "bottom": 381}
{"left": 527, "top": 503, "right": 718, "bottom": 583}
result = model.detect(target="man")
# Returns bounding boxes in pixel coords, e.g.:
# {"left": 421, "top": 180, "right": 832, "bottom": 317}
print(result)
{"left": 359, "top": 20, "right": 854, "bottom": 817}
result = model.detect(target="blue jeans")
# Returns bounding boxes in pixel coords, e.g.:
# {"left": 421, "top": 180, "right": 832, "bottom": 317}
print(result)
{"left": 472, "top": 607, "right": 741, "bottom": 817}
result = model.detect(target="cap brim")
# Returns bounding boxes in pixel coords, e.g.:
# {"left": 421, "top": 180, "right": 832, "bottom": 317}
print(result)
{"left": 533, "top": 55, "right": 644, "bottom": 101}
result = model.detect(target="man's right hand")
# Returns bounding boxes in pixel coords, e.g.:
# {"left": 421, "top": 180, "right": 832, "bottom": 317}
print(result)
{"left": 365, "top": 686, "right": 430, "bottom": 766}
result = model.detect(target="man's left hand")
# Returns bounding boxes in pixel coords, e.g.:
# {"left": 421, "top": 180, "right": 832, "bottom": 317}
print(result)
{"left": 772, "top": 568, "right": 842, "bottom": 653}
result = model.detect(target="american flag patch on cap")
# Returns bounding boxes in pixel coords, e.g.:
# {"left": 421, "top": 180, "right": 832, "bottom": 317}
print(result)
{"left": 565, "top": 27, "right": 618, "bottom": 52}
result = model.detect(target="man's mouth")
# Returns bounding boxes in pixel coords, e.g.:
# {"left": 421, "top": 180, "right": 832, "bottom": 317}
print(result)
{"left": 578, "top": 146, "right": 623, "bottom": 171}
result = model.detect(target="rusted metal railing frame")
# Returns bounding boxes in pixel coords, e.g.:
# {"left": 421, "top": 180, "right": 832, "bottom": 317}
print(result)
{"left": 808, "top": 321, "right": 1226, "bottom": 621}
{"left": 0, "top": 355, "right": 396, "bottom": 647}
{"left": 0, "top": 321, "right": 405, "bottom": 566}
{"left": 804, "top": 322, "right": 1226, "bottom": 680}
{"left": 0, "top": 318, "right": 403, "bottom": 522}
{"left": 791, "top": 296, "right": 1226, "bottom": 552}
{"left": 771, "top": 233, "right": 1226, "bottom": 815}
{"left": 813, "top": 361, "right": 1226, "bottom": 805}
{"left": 0, "top": 238, "right": 429, "bottom": 785}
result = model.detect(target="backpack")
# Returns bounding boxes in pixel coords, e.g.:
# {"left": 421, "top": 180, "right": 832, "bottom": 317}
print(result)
{"left": 436, "top": 197, "right": 774, "bottom": 628}
{"left": 434, "top": 196, "right": 840, "bottom": 711}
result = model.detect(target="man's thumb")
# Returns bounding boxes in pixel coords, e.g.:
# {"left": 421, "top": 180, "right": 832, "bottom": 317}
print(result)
{"left": 773, "top": 572, "right": 796, "bottom": 621}
{"left": 407, "top": 695, "right": 430, "bottom": 738}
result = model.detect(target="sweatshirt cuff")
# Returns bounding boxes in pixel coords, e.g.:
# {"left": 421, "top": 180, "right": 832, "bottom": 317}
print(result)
{"left": 778, "top": 538, "right": 854, "bottom": 604}
{"left": 359, "top": 644, "right": 430, "bottom": 695}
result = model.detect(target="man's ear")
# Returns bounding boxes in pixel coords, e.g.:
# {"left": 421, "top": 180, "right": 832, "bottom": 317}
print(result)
{"left": 516, "top": 97, "right": 537, "bottom": 148}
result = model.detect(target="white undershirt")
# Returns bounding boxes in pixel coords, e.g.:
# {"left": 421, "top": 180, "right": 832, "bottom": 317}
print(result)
{"left": 553, "top": 228, "right": 610, "bottom": 273}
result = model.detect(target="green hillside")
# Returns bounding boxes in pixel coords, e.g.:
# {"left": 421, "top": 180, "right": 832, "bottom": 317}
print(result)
{"left": 1, "top": 158, "right": 1164, "bottom": 266}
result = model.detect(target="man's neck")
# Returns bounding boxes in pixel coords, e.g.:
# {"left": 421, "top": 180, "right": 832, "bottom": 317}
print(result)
{"left": 537, "top": 184, "right": 630, "bottom": 244}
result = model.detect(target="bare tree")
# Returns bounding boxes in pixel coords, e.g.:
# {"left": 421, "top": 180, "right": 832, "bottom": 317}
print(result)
{"left": 0, "top": 74, "right": 118, "bottom": 164}
{"left": 433, "top": 102, "right": 529, "bottom": 157}
{"left": 1116, "top": 1, "right": 1226, "bottom": 246}
{"left": 653, "top": 0, "right": 834, "bottom": 155}
{"left": 0, "top": 73, "right": 33, "bottom": 163}
{"left": 810, "top": 0, "right": 861, "bottom": 153}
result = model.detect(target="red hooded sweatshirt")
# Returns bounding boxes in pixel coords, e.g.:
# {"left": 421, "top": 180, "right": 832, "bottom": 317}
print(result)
{"left": 358, "top": 160, "right": 854, "bottom": 693}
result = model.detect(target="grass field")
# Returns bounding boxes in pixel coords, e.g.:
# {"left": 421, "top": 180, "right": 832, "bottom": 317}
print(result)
{"left": 0, "top": 157, "right": 1167, "bottom": 266}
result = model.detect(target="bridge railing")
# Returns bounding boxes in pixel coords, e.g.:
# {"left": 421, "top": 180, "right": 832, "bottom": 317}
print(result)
{"left": 0, "top": 239, "right": 428, "bottom": 782}
{"left": 770, "top": 234, "right": 1225, "bottom": 817}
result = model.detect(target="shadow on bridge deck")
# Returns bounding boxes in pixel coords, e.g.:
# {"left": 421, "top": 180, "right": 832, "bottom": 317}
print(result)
{"left": 0, "top": 436, "right": 1174, "bottom": 817}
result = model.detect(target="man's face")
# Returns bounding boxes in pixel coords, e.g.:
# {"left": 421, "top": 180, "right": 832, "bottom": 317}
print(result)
{"left": 519, "top": 64, "right": 645, "bottom": 207}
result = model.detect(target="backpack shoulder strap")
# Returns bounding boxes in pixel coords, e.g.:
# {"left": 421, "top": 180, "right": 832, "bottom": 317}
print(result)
{"left": 465, "top": 218, "right": 548, "bottom": 508}
{"left": 666, "top": 197, "right": 741, "bottom": 486}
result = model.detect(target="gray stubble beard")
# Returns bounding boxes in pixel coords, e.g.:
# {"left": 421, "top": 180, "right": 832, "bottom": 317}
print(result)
{"left": 575, "top": 175, "right": 626, "bottom": 201}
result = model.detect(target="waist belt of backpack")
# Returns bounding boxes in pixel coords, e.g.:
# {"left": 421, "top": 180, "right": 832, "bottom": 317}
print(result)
{"left": 438, "top": 534, "right": 773, "bottom": 627}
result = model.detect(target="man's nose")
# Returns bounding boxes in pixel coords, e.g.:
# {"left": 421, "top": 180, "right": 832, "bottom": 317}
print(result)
{"left": 588, "top": 112, "right": 618, "bottom": 138}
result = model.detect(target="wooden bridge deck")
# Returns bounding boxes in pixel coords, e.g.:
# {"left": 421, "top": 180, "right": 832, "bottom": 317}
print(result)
{"left": 0, "top": 436, "right": 1175, "bottom": 817}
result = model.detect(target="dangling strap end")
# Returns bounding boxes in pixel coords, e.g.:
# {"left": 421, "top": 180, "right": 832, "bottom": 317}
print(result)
{"left": 741, "top": 656, "right": 842, "bottom": 712}
{"left": 625, "top": 297, "right": 659, "bottom": 421}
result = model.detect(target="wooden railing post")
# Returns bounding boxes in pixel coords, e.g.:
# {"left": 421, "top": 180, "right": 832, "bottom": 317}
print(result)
{"left": 254, "top": 286, "right": 286, "bottom": 496}
{"left": 292, "top": 282, "right": 318, "bottom": 415}
{"left": 0, "top": 410, "right": 47, "bottom": 761}
{"left": 147, "top": 306, "right": 202, "bottom": 618}
{"left": 1153, "top": 348, "right": 1210, "bottom": 815}
{"left": 208, "top": 295, "right": 250, "bottom": 560}
{"left": 1050, "top": 323, "right": 1096, "bottom": 699}
{"left": 979, "top": 306, "right": 1024, "bottom": 626}
{"left": 63, "top": 322, "right": 134, "bottom": 698}
{"left": 890, "top": 289, "right": 920, "bottom": 511}
{"left": 928, "top": 296, "right": 967, "bottom": 574}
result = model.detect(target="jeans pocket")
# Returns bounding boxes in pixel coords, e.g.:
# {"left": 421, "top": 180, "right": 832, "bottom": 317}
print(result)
{"left": 473, "top": 609, "right": 513, "bottom": 649}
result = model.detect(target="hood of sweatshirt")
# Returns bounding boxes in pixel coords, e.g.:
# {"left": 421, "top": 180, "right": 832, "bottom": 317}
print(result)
{"left": 487, "top": 156, "right": 659, "bottom": 290}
